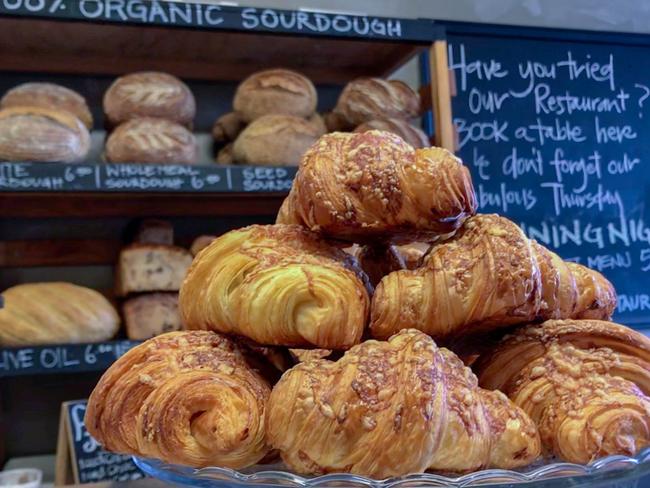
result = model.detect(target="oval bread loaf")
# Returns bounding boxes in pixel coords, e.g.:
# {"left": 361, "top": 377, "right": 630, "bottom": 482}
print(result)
{"left": 105, "top": 117, "right": 197, "bottom": 164}
{"left": 1, "top": 82, "right": 93, "bottom": 129}
{"left": 104, "top": 71, "right": 196, "bottom": 127}
{"left": 0, "top": 106, "right": 90, "bottom": 163}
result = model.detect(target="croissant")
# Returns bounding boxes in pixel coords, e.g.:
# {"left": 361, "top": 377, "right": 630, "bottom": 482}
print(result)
{"left": 475, "top": 319, "right": 650, "bottom": 463}
{"left": 266, "top": 329, "right": 540, "bottom": 478}
{"left": 179, "top": 224, "right": 370, "bottom": 349}
{"left": 85, "top": 331, "right": 271, "bottom": 468}
{"left": 370, "top": 214, "right": 616, "bottom": 340}
{"left": 0, "top": 282, "right": 119, "bottom": 346}
{"left": 276, "top": 131, "right": 477, "bottom": 243}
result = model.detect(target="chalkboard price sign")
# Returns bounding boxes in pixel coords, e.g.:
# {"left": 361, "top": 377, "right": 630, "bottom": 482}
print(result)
{"left": 0, "top": 340, "right": 140, "bottom": 377}
{"left": 0, "top": 162, "right": 298, "bottom": 193}
{"left": 448, "top": 30, "right": 650, "bottom": 328}
{"left": 56, "top": 400, "right": 144, "bottom": 485}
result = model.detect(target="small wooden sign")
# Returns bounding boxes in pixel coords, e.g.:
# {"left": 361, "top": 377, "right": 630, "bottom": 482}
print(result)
{"left": 55, "top": 400, "right": 144, "bottom": 486}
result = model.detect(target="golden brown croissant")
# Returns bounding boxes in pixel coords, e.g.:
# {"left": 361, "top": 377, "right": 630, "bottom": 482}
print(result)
{"left": 180, "top": 224, "right": 370, "bottom": 349}
{"left": 266, "top": 329, "right": 540, "bottom": 478}
{"left": 276, "top": 130, "right": 477, "bottom": 243}
{"left": 0, "top": 282, "right": 119, "bottom": 346}
{"left": 85, "top": 331, "right": 271, "bottom": 468}
{"left": 475, "top": 319, "right": 650, "bottom": 463}
{"left": 370, "top": 214, "right": 616, "bottom": 340}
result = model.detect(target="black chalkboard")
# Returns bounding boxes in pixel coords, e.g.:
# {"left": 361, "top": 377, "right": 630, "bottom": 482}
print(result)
{"left": 63, "top": 400, "right": 143, "bottom": 484}
{"left": 0, "top": 340, "right": 139, "bottom": 377}
{"left": 446, "top": 26, "right": 650, "bottom": 329}
{"left": 0, "top": 162, "right": 297, "bottom": 193}
{"left": 0, "top": 0, "right": 438, "bottom": 42}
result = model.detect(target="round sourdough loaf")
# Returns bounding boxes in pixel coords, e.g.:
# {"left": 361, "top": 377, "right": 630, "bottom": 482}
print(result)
{"left": 355, "top": 118, "right": 429, "bottom": 148}
{"left": 103, "top": 71, "right": 195, "bottom": 127}
{"left": 233, "top": 69, "right": 317, "bottom": 123}
{"left": 232, "top": 114, "right": 323, "bottom": 166}
{"left": 105, "top": 117, "right": 197, "bottom": 164}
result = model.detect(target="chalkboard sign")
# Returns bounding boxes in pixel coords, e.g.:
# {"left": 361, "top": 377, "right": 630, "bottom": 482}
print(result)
{"left": 0, "top": 340, "right": 139, "bottom": 377}
{"left": 0, "top": 162, "right": 297, "bottom": 193}
{"left": 0, "top": 0, "right": 437, "bottom": 42}
{"left": 56, "top": 400, "right": 143, "bottom": 485}
{"left": 447, "top": 27, "right": 650, "bottom": 328}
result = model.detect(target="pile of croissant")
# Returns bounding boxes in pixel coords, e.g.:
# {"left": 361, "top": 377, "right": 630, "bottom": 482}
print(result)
{"left": 85, "top": 130, "right": 649, "bottom": 479}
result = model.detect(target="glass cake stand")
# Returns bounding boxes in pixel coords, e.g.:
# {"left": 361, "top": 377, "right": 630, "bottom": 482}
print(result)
{"left": 134, "top": 447, "right": 650, "bottom": 488}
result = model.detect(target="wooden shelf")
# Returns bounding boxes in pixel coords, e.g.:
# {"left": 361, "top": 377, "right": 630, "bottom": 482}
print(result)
{"left": 0, "top": 2, "right": 438, "bottom": 84}
{"left": 0, "top": 340, "right": 140, "bottom": 377}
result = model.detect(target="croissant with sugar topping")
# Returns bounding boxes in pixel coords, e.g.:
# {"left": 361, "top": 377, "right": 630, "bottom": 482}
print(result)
{"left": 276, "top": 130, "right": 477, "bottom": 243}
{"left": 266, "top": 329, "right": 540, "bottom": 478}
{"left": 84, "top": 331, "right": 271, "bottom": 468}
{"left": 370, "top": 214, "right": 616, "bottom": 340}
{"left": 475, "top": 319, "right": 650, "bottom": 463}
{"left": 180, "top": 224, "right": 370, "bottom": 349}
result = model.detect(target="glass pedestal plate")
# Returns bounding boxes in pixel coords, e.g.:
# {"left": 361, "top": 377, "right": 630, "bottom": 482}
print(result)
{"left": 134, "top": 447, "right": 650, "bottom": 488}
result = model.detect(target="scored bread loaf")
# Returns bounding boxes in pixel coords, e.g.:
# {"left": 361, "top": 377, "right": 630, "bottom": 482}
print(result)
{"left": 122, "top": 293, "right": 181, "bottom": 340}
{"left": 232, "top": 114, "right": 323, "bottom": 166}
{"left": 0, "top": 282, "right": 119, "bottom": 346}
{"left": 0, "top": 82, "right": 93, "bottom": 129}
{"left": 116, "top": 244, "right": 193, "bottom": 296}
{"left": 104, "top": 72, "right": 196, "bottom": 127}
{"left": 105, "top": 117, "right": 197, "bottom": 164}
{"left": 233, "top": 69, "right": 317, "bottom": 123}
{"left": 134, "top": 219, "right": 174, "bottom": 246}
{"left": 333, "top": 78, "right": 421, "bottom": 128}
{"left": 355, "top": 118, "right": 429, "bottom": 148}
{"left": 0, "top": 106, "right": 90, "bottom": 163}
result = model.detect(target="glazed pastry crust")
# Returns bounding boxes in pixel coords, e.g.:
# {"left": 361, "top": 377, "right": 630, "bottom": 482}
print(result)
{"left": 475, "top": 319, "right": 650, "bottom": 463}
{"left": 179, "top": 224, "right": 370, "bottom": 349}
{"left": 266, "top": 329, "right": 540, "bottom": 478}
{"left": 277, "top": 130, "right": 477, "bottom": 243}
{"left": 0, "top": 282, "right": 119, "bottom": 346}
{"left": 84, "top": 331, "right": 271, "bottom": 468}
{"left": 370, "top": 214, "right": 616, "bottom": 340}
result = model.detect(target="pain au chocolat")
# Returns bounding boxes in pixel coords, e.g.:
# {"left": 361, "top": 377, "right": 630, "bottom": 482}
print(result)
{"left": 179, "top": 224, "right": 370, "bottom": 349}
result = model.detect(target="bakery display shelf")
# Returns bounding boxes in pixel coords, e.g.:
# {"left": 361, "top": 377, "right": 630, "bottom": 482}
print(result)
{"left": 135, "top": 448, "right": 650, "bottom": 488}
{"left": 0, "top": 339, "right": 140, "bottom": 378}
{"left": 0, "top": 1, "right": 441, "bottom": 85}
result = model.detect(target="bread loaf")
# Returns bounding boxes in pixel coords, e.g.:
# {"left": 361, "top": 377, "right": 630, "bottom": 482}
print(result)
{"left": 116, "top": 244, "right": 193, "bottom": 296}
{"left": 334, "top": 78, "right": 421, "bottom": 128}
{"left": 233, "top": 69, "right": 317, "bottom": 123}
{"left": 232, "top": 114, "right": 321, "bottom": 166}
{"left": 123, "top": 293, "right": 181, "bottom": 340}
{"left": 190, "top": 235, "right": 216, "bottom": 256}
{"left": 215, "top": 143, "right": 234, "bottom": 164}
{"left": 1, "top": 82, "right": 93, "bottom": 129}
{"left": 355, "top": 118, "right": 429, "bottom": 148}
{"left": 135, "top": 219, "right": 174, "bottom": 246}
{"left": 0, "top": 106, "right": 90, "bottom": 163}
{"left": 0, "top": 282, "right": 119, "bottom": 346}
{"left": 104, "top": 72, "right": 195, "bottom": 127}
{"left": 212, "top": 111, "right": 246, "bottom": 143}
{"left": 105, "top": 117, "right": 197, "bottom": 164}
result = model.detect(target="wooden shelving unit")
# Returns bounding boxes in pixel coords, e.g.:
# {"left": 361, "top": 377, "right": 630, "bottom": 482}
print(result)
{"left": 0, "top": 0, "right": 453, "bottom": 464}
